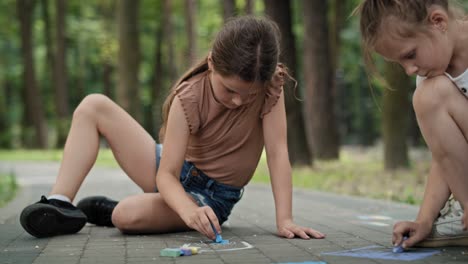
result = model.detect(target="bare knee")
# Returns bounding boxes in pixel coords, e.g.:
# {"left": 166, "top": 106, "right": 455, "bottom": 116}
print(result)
{"left": 74, "top": 94, "right": 113, "bottom": 123}
{"left": 111, "top": 198, "right": 144, "bottom": 233}
{"left": 413, "top": 76, "right": 459, "bottom": 159}
{"left": 413, "top": 76, "right": 457, "bottom": 117}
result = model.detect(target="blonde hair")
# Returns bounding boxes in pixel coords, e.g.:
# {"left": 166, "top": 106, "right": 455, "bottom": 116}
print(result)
{"left": 354, "top": 0, "right": 467, "bottom": 73}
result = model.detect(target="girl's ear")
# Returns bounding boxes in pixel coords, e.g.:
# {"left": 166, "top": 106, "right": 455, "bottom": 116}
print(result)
{"left": 427, "top": 7, "right": 449, "bottom": 32}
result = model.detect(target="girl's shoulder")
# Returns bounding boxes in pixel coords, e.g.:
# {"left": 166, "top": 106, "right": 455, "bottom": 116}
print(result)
{"left": 174, "top": 71, "right": 210, "bottom": 134}
{"left": 416, "top": 69, "right": 468, "bottom": 97}
{"left": 176, "top": 71, "right": 208, "bottom": 93}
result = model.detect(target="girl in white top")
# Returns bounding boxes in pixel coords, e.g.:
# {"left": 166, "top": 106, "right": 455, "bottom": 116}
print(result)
{"left": 357, "top": 0, "right": 468, "bottom": 248}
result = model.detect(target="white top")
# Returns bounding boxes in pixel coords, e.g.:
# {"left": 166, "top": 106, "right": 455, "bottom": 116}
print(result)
{"left": 416, "top": 69, "right": 468, "bottom": 96}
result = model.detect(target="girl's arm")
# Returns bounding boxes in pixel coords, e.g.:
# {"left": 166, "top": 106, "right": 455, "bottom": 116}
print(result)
{"left": 262, "top": 92, "right": 324, "bottom": 239}
{"left": 156, "top": 96, "right": 220, "bottom": 239}
{"left": 416, "top": 161, "right": 450, "bottom": 225}
{"left": 393, "top": 160, "right": 451, "bottom": 247}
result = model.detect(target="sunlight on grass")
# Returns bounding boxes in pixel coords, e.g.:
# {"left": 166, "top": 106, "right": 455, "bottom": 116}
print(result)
{"left": 0, "top": 146, "right": 431, "bottom": 205}
{"left": 252, "top": 146, "right": 431, "bottom": 205}
{"left": 0, "top": 149, "right": 119, "bottom": 167}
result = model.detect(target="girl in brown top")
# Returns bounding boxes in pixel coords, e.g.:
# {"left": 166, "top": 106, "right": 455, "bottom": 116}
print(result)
{"left": 20, "top": 16, "right": 325, "bottom": 241}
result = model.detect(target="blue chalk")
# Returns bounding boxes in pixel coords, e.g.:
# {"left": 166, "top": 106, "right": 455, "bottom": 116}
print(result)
{"left": 180, "top": 248, "right": 192, "bottom": 256}
{"left": 392, "top": 236, "right": 408, "bottom": 253}
{"left": 218, "top": 239, "right": 229, "bottom": 245}
{"left": 210, "top": 221, "right": 224, "bottom": 243}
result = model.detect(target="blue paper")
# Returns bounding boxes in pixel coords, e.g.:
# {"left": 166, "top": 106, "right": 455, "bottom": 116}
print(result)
{"left": 321, "top": 245, "right": 440, "bottom": 261}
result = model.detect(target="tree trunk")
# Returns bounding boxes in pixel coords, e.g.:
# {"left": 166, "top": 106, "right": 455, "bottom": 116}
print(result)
{"left": 383, "top": 62, "right": 411, "bottom": 170}
{"left": 264, "top": 0, "right": 312, "bottom": 166}
{"left": 329, "top": 0, "right": 346, "bottom": 72}
{"left": 40, "top": 0, "right": 54, "bottom": 100}
{"left": 147, "top": 6, "right": 165, "bottom": 138}
{"left": 18, "top": 0, "right": 48, "bottom": 148}
{"left": 103, "top": 64, "right": 113, "bottom": 98}
{"left": 302, "top": 0, "right": 339, "bottom": 160}
{"left": 54, "top": 0, "right": 69, "bottom": 147}
{"left": 185, "top": 0, "right": 197, "bottom": 66}
{"left": 163, "top": 0, "right": 176, "bottom": 83}
{"left": 117, "top": 0, "right": 141, "bottom": 122}
{"left": 223, "top": 0, "right": 236, "bottom": 22}
{"left": 0, "top": 71, "right": 10, "bottom": 148}
{"left": 100, "top": 0, "right": 115, "bottom": 100}
{"left": 245, "top": 0, "right": 254, "bottom": 14}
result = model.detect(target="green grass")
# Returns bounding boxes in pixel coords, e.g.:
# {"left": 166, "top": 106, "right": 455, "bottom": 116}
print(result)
{"left": 251, "top": 146, "right": 430, "bottom": 205}
{"left": 0, "top": 172, "right": 18, "bottom": 208}
{"left": 0, "top": 149, "right": 119, "bottom": 167}
{"left": 0, "top": 146, "right": 431, "bottom": 205}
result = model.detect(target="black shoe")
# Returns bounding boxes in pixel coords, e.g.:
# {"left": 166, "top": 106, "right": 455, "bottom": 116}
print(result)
{"left": 20, "top": 196, "right": 87, "bottom": 238}
{"left": 77, "top": 196, "right": 118, "bottom": 227}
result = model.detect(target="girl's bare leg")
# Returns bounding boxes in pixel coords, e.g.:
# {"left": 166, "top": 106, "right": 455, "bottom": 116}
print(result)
{"left": 21, "top": 94, "right": 192, "bottom": 237}
{"left": 393, "top": 76, "right": 468, "bottom": 247}
{"left": 51, "top": 94, "right": 158, "bottom": 200}
{"left": 413, "top": 76, "right": 468, "bottom": 207}
{"left": 112, "top": 193, "right": 192, "bottom": 233}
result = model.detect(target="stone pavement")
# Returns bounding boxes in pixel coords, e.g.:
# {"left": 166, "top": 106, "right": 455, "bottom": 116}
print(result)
{"left": 0, "top": 161, "right": 466, "bottom": 264}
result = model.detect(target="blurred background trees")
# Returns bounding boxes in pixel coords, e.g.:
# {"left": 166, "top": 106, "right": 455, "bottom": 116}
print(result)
{"left": 1, "top": 0, "right": 437, "bottom": 171}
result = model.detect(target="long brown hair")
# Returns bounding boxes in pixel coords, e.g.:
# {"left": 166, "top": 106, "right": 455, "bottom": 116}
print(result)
{"left": 159, "top": 16, "right": 282, "bottom": 141}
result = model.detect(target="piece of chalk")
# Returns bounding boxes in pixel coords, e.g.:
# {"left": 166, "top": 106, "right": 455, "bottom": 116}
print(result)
{"left": 180, "top": 248, "right": 192, "bottom": 256}
{"left": 160, "top": 248, "right": 182, "bottom": 257}
{"left": 210, "top": 221, "right": 223, "bottom": 243}
{"left": 393, "top": 236, "right": 408, "bottom": 253}
{"left": 181, "top": 247, "right": 199, "bottom": 255}
{"left": 219, "top": 239, "right": 229, "bottom": 244}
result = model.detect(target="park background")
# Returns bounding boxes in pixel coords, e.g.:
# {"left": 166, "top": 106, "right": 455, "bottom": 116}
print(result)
{"left": 1, "top": 0, "right": 467, "bottom": 208}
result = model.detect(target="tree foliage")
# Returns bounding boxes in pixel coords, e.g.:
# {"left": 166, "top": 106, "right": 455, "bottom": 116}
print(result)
{"left": 0, "top": 0, "right": 432, "bottom": 171}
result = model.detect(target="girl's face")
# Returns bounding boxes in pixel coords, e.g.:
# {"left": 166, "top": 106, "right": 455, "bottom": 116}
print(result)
{"left": 209, "top": 70, "right": 262, "bottom": 109}
{"left": 374, "top": 12, "right": 454, "bottom": 77}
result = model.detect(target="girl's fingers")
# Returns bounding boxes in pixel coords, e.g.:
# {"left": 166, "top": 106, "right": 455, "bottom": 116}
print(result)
{"left": 287, "top": 226, "right": 309, "bottom": 239}
{"left": 305, "top": 228, "right": 325, "bottom": 239}
{"left": 392, "top": 221, "right": 410, "bottom": 245}
{"left": 195, "top": 206, "right": 220, "bottom": 239}
{"left": 393, "top": 221, "right": 420, "bottom": 248}
{"left": 280, "top": 225, "right": 324, "bottom": 240}
{"left": 197, "top": 212, "right": 214, "bottom": 239}
{"left": 281, "top": 229, "right": 294, "bottom": 238}
{"left": 206, "top": 208, "right": 221, "bottom": 234}
{"left": 299, "top": 227, "right": 325, "bottom": 239}
{"left": 295, "top": 230, "right": 310, "bottom": 239}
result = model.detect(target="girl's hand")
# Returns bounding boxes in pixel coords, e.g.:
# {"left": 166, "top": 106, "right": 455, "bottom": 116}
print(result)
{"left": 277, "top": 219, "right": 325, "bottom": 239}
{"left": 392, "top": 220, "right": 432, "bottom": 248}
{"left": 182, "top": 205, "right": 221, "bottom": 240}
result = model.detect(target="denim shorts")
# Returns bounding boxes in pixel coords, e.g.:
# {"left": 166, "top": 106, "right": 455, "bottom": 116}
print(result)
{"left": 155, "top": 144, "right": 243, "bottom": 224}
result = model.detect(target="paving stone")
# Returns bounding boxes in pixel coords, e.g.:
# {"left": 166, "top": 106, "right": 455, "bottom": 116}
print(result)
{"left": 1, "top": 161, "right": 467, "bottom": 264}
